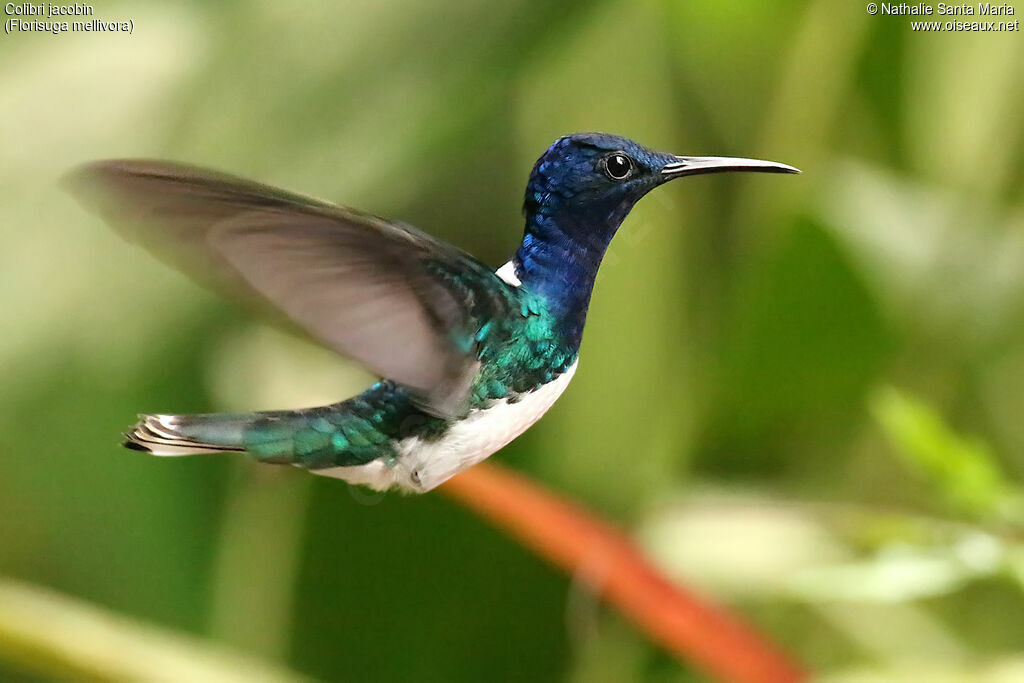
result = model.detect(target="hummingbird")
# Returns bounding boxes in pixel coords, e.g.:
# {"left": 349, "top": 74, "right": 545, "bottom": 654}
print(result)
{"left": 66, "top": 133, "right": 798, "bottom": 493}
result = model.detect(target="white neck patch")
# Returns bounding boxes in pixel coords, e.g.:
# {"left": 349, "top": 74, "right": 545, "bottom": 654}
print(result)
{"left": 495, "top": 260, "right": 521, "bottom": 287}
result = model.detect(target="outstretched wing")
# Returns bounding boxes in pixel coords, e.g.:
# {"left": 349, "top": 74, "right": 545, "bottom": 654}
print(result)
{"left": 65, "top": 159, "right": 513, "bottom": 417}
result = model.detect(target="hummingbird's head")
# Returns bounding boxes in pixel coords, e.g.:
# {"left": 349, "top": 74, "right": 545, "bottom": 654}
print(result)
{"left": 523, "top": 132, "right": 799, "bottom": 250}
{"left": 516, "top": 133, "right": 798, "bottom": 349}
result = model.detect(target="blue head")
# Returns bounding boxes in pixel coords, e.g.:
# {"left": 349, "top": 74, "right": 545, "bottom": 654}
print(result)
{"left": 514, "top": 132, "right": 798, "bottom": 349}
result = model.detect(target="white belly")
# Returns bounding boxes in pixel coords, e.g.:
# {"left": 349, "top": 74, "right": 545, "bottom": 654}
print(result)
{"left": 313, "top": 360, "right": 577, "bottom": 493}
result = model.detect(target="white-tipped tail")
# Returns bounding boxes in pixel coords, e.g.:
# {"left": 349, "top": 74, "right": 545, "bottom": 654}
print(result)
{"left": 125, "top": 414, "right": 244, "bottom": 456}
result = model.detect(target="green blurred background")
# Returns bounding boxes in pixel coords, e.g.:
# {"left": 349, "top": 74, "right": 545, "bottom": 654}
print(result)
{"left": 2, "top": 0, "right": 1023, "bottom": 680}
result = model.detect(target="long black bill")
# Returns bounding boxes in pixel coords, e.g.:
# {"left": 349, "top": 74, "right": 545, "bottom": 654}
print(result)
{"left": 661, "top": 155, "right": 801, "bottom": 178}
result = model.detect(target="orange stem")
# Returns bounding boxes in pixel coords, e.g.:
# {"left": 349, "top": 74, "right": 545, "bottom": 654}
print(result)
{"left": 439, "top": 462, "right": 808, "bottom": 683}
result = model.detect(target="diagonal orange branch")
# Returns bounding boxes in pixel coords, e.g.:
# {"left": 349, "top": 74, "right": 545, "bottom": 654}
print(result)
{"left": 440, "top": 462, "right": 808, "bottom": 683}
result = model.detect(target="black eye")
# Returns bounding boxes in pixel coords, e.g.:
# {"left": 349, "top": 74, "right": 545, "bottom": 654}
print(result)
{"left": 603, "top": 153, "right": 633, "bottom": 180}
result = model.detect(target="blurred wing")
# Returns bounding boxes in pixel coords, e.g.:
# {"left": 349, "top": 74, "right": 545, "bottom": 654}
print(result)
{"left": 65, "top": 159, "right": 509, "bottom": 417}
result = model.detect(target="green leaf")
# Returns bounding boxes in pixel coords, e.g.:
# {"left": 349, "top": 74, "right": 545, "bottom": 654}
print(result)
{"left": 871, "top": 386, "right": 1015, "bottom": 520}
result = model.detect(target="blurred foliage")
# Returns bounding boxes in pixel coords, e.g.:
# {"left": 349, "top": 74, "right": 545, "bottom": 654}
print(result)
{"left": 1, "top": 0, "right": 1023, "bottom": 680}
{"left": 0, "top": 578, "right": 304, "bottom": 682}
{"left": 871, "top": 386, "right": 1019, "bottom": 520}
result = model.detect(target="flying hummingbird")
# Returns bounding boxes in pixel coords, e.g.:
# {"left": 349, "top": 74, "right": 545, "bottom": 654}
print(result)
{"left": 67, "top": 133, "right": 798, "bottom": 493}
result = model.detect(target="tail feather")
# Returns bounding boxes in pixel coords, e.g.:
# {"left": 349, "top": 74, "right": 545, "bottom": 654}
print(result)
{"left": 123, "top": 397, "right": 404, "bottom": 472}
{"left": 124, "top": 413, "right": 247, "bottom": 456}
